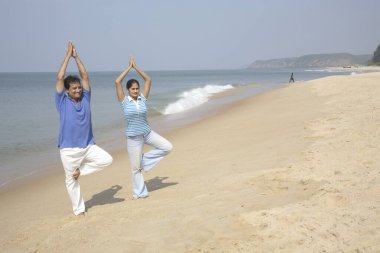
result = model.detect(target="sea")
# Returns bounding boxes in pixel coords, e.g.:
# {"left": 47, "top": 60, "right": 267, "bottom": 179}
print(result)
{"left": 0, "top": 68, "right": 352, "bottom": 188}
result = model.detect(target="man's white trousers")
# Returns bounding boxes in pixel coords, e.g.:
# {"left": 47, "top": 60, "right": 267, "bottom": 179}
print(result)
{"left": 60, "top": 145, "right": 113, "bottom": 215}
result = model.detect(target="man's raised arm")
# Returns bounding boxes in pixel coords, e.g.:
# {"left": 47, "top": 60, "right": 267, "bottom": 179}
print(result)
{"left": 56, "top": 42, "right": 73, "bottom": 93}
{"left": 72, "top": 44, "right": 90, "bottom": 91}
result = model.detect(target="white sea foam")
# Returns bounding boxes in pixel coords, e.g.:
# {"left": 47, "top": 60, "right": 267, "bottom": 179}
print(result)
{"left": 162, "top": 84, "right": 234, "bottom": 115}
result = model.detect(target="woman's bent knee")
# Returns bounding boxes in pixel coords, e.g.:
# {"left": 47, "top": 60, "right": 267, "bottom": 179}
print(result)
{"left": 165, "top": 142, "right": 173, "bottom": 155}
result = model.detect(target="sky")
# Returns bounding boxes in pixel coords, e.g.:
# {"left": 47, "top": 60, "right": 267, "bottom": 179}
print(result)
{"left": 1, "top": 0, "right": 380, "bottom": 72}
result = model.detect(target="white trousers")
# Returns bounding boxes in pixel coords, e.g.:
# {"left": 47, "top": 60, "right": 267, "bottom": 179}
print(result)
{"left": 60, "top": 144, "right": 113, "bottom": 215}
{"left": 127, "top": 130, "right": 172, "bottom": 198}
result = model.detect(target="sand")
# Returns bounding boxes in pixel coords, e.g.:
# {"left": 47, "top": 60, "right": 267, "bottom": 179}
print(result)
{"left": 1, "top": 72, "right": 380, "bottom": 252}
{"left": 326, "top": 65, "right": 380, "bottom": 73}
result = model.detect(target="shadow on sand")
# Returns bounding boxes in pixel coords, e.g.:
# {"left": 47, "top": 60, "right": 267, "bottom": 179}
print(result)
{"left": 146, "top": 176, "right": 178, "bottom": 192}
{"left": 85, "top": 185, "right": 125, "bottom": 210}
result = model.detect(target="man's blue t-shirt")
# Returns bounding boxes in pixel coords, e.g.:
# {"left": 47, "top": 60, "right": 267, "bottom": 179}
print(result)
{"left": 55, "top": 88, "right": 95, "bottom": 148}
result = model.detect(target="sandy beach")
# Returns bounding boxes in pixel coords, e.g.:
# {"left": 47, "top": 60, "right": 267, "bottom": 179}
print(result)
{"left": 1, "top": 71, "right": 380, "bottom": 252}
{"left": 326, "top": 65, "right": 380, "bottom": 73}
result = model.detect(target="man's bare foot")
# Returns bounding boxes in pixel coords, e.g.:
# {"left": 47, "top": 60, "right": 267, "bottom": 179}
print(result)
{"left": 73, "top": 168, "right": 80, "bottom": 180}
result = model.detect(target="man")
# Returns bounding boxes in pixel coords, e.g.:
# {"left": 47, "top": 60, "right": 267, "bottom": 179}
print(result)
{"left": 55, "top": 42, "right": 113, "bottom": 215}
{"left": 289, "top": 72, "right": 295, "bottom": 83}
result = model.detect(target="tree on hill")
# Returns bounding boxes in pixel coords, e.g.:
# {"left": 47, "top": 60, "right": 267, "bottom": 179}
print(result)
{"left": 371, "top": 44, "right": 380, "bottom": 65}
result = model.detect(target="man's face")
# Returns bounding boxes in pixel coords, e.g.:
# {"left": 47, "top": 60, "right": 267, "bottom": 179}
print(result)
{"left": 67, "top": 82, "right": 82, "bottom": 101}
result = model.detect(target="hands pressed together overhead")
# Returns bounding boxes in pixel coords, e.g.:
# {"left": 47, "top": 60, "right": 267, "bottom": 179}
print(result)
{"left": 66, "top": 41, "right": 78, "bottom": 58}
{"left": 57, "top": 41, "right": 89, "bottom": 92}
{"left": 129, "top": 55, "right": 136, "bottom": 69}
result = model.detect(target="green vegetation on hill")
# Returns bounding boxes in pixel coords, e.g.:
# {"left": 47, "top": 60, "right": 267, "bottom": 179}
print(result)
{"left": 248, "top": 53, "right": 371, "bottom": 69}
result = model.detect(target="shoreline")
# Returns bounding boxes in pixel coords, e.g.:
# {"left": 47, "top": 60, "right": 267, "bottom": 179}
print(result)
{"left": 0, "top": 82, "right": 283, "bottom": 191}
{"left": 0, "top": 65, "right": 368, "bottom": 190}
{"left": 0, "top": 68, "right": 357, "bottom": 188}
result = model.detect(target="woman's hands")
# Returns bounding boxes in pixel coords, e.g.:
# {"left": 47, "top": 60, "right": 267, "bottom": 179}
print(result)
{"left": 115, "top": 54, "right": 151, "bottom": 100}
{"left": 115, "top": 55, "right": 135, "bottom": 102}
{"left": 129, "top": 55, "right": 136, "bottom": 69}
{"left": 129, "top": 56, "right": 151, "bottom": 98}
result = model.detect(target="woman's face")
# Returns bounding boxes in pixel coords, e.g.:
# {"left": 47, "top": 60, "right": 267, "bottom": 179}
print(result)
{"left": 128, "top": 83, "right": 139, "bottom": 99}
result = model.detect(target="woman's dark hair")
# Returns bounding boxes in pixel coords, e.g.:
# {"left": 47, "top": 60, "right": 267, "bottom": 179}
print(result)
{"left": 126, "top": 79, "right": 140, "bottom": 89}
{"left": 64, "top": 75, "right": 81, "bottom": 90}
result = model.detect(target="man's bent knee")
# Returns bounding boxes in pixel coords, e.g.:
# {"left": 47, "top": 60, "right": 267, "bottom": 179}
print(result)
{"left": 104, "top": 154, "right": 113, "bottom": 167}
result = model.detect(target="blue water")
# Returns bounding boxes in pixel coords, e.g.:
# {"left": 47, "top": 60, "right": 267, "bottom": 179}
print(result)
{"left": 0, "top": 68, "right": 351, "bottom": 187}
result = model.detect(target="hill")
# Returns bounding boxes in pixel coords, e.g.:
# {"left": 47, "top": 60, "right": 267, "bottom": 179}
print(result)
{"left": 248, "top": 53, "right": 371, "bottom": 68}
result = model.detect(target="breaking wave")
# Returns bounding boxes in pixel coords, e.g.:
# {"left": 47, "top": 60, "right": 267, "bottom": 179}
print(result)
{"left": 162, "top": 84, "right": 234, "bottom": 115}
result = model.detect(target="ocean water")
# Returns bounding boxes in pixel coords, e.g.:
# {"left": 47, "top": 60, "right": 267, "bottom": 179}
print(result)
{"left": 0, "top": 68, "right": 350, "bottom": 187}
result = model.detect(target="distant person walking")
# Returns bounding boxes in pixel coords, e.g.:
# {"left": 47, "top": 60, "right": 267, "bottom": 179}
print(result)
{"left": 55, "top": 42, "right": 113, "bottom": 215}
{"left": 115, "top": 55, "right": 172, "bottom": 199}
{"left": 289, "top": 72, "right": 295, "bottom": 83}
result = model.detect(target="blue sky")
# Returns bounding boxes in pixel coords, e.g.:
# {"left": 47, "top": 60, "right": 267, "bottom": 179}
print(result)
{"left": 1, "top": 0, "right": 380, "bottom": 72}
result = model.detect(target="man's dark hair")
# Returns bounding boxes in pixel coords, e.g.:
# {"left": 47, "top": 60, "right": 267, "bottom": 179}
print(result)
{"left": 126, "top": 79, "right": 139, "bottom": 89}
{"left": 64, "top": 75, "right": 82, "bottom": 90}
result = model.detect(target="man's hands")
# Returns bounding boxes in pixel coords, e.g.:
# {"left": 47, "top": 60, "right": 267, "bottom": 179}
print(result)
{"left": 57, "top": 41, "right": 88, "bottom": 92}
{"left": 72, "top": 44, "right": 78, "bottom": 58}
{"left": 66, "top": 41, "right": 73, "bottom": 57}
{"left": 66, "top": 41, "right": 78, "bottom": 58}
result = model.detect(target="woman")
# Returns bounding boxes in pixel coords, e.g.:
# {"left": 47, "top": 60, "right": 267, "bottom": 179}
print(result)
{"left": 115, "top": 56, "right": 173, "bottom": 199}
